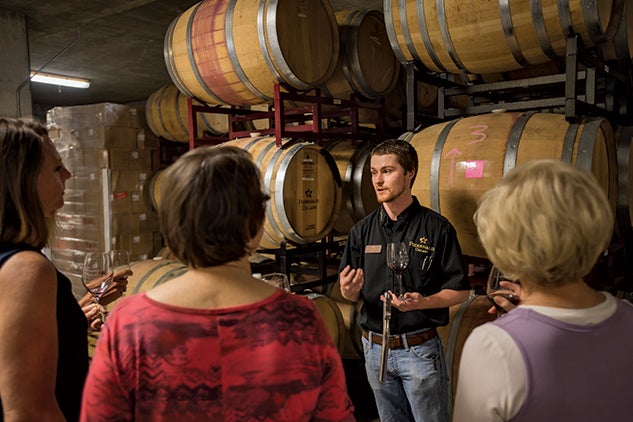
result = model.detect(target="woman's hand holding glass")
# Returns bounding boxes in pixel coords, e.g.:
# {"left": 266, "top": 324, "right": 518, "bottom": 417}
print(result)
{"left": 82, "top": 252, "right": 114, "bottom": 323}
{"left": 486, "top": 267, "right": 521, "bottom": 315}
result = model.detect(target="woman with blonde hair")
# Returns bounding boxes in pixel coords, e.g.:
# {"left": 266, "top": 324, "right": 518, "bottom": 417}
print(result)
{"left": 81, "top": 145, "right": 355, "bottom": 421}
{"left": 453, "top": 159, "right": 633, "bottom": 422}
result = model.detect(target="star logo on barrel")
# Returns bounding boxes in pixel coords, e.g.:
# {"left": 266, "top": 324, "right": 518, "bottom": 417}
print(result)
{"left": 305, "top": 188, "right": 312, "bottom": 198}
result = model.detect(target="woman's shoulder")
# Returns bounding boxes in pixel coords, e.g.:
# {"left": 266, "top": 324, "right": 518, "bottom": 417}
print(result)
{"left": 0, "top": 242, "right": 41, "bottom": 262}
{"left": 0, "top": 248, "right": 53, "bottom": 279}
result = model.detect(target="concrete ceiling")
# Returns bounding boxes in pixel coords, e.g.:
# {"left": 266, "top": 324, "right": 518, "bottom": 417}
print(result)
{"left": 0, "top": 0, "right": 383, "bottom": 109}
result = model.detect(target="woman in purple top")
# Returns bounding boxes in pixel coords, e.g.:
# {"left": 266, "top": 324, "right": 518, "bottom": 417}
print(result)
{"left": 453, "top": 160, "right": 633, "bottom": 422}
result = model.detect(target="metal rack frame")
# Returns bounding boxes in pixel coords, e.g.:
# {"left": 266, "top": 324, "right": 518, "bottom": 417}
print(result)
{"left": 403, "top": 34, "right": 632, "bottom": 128}
{"left": 186, "top": 83, "right": 389, "bottom": 149}
{"left": 254, "top": 237, "right": 346, "bottom": 293}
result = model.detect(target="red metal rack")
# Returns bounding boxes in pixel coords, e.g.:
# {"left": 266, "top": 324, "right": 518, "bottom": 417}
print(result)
{"left": 186, "top": 83, "right": 389, "bottom": 149}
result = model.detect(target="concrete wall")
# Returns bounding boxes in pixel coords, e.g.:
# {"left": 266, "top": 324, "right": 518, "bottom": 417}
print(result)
{"left": 0, "top": 8, "right": 32, "bottom": 118}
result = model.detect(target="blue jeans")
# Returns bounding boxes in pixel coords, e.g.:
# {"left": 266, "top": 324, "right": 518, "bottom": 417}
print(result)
{"left": 363, "top": 333, "right": 449, "bottom": 422}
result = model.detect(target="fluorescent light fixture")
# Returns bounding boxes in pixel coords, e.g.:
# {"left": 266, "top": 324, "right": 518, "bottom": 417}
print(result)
{"left": 30, "top": 70, "right": 91, "bottom": 89}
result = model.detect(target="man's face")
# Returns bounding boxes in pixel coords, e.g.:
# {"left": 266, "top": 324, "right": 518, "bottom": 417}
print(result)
{"left": 370, "top": 153, "right": 412, "bottom": 204}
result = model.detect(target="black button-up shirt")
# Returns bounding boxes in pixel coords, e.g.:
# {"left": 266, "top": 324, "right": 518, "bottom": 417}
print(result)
{"left": 339, "top": 197, "right": 470, "bottom": 334}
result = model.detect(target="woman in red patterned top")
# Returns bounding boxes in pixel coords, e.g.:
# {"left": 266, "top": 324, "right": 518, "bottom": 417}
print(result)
{"left": 80, "top": 145, "right": 355, "bottom": 422}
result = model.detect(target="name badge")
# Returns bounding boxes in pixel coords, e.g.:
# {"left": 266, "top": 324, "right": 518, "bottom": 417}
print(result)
{"left": 365, "top": 244, "right": 382, "bottom": 253}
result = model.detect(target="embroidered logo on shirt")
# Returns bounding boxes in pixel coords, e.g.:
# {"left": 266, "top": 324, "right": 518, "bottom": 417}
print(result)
{"left": 410, "top": 237, "right": 435, "bottom": 253}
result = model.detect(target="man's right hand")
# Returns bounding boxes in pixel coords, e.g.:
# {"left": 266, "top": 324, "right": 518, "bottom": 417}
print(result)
{"left": 339, "top": 265, "right": 364, "bottom": 302}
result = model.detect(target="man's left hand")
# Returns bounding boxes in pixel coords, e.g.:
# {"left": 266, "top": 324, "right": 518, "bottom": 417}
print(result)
{"left": 381, "top": 290, "right": 423, "bottom": 312}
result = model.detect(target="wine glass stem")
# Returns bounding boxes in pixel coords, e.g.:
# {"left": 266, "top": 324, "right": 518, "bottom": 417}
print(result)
{"left": 397, "top": 274, "right": 404, "bottom": 298}
{"left": 93, "top": 297, "right": 104, "bottom": 322}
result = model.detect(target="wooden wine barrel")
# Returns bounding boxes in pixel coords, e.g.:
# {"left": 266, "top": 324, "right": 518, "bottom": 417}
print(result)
{"left": 328, "top": 281, "right": 364, "bottom": 360}
{"left": 223, "top": 137, "right": 342, "bottom": 249}
{"left": 406, "top": 111, "right": 617, "bottom": 259}
{"left": 126, "top": 259, "right": 188, "bottom": 295}
{"left": 477, "top": 59, "right": 564, "bottom": 84}
{"left": 322, "top": 9, "right": 400, "bottom": 100}
{"left": 325, "top": 140, "right": 379, "bottom": 235}
{"left": 437, "top": 294, "right": 497, "bottom": 410}
{"left": 615, "top": 126, "right": 633, "bottom": 238}
{"left": 384, "top": 0, "right": 622, "bottom": 74}
{"left": 163, "top": 0, "right": 339, "bottom": 106}
{"left": 303, "top": 292, "right": 346, "bottom": 355}
{"left": 145, "top": 84, "right": 229, "bottom": 143}
{"left": 148, "top": 169, "right": 167, "bottom": 211}
{"left": 154, "top": 246, "right": 178, "bottom": 261}
{"left": 88, "top": 258, "right": 188, "bottom": 358}
{"left": 601, "top": 1, "right": 633, "bottom": 64}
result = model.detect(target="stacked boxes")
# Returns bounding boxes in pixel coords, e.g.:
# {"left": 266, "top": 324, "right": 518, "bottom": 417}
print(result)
{"left": 47, "top": 103, "right": 162, "bottom": 298}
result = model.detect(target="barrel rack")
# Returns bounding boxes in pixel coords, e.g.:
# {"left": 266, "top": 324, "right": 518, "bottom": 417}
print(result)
{"left": 185, "top": 83, "right": 390, "bottom": 149}
{"left": 251, "top": 237, "right": 347, "bottom": 294}
{"left": 402, "top": 34, "right": 633, "bottom": 130}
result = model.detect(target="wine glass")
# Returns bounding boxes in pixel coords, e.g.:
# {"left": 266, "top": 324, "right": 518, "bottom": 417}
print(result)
{"left": 260, "top": 272, "right": 291, "bottom": 292}
{"left": 486, "top": 266, "right": 520, "bottom": 314}
{"left": 110, "top": 250, "right": 130, "bottom": 273}
{"left": 82, "top": 252, "right": 114, "bottom": 320}
{"left": 110, "top": 249, "right": 131, "bottom": 298}
{"left": 386, "top": 242, "right": 409, "bottom": 298}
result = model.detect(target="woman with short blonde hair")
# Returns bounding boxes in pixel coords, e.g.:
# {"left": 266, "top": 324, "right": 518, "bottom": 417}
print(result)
{"left": 454, "top": 159, "right": 633, "bottom": 422}
{"left": 473, "top": 159, "right": 613, "bottom": 286}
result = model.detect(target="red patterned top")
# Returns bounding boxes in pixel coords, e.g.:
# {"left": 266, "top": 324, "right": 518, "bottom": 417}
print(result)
{"left": 81, "top": 290, "right": 355, "bottom": 422}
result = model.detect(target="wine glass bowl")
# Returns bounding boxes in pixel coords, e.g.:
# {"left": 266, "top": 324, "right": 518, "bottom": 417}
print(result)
{"left": 260, "top": 272, "right": 291, "bottom": 292}
{"left": 486, "top": 266, "right": 520, "bottom": 314}
{"left": 110, "top": 250, "right": 130, "bottom": 274}
{"left": 82, "top": 252, "right": 114, "bottom": 318}
{"left": 109, "top": 249, "right": 131, "bottom": 301}
{"left": 386, "top": 242, "right": 409, "bottom": 298}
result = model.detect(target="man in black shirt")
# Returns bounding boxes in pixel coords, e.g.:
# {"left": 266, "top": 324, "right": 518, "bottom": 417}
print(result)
{"left": 339, "top": 139, "right": 471, "bottom": 422}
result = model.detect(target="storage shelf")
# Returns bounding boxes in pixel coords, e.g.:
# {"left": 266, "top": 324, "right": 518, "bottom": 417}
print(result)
{"left": 403, "top": 34, "right": 632, "bottom": 128}
{"left": 186, "top": 83, "right": 390, "bottom": 149}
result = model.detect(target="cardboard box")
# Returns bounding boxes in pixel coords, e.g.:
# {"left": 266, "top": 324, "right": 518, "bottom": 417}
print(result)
{"left": 72, "top": 126, "right": 138, "bottom": 149}
{"left": 130, "top": 191, "right": 151, "bottom": 213}
{"left": 136, "top": 129, "right": 161, "bottom": 149}
{"left": 116, "top": 212, "right": 160, "bottom": 233}
{"left": 111, "top": 191, "right": 132, "bottom": 214}
{"left": 116, "top": 231, "right": 162, "bottom": 259}
{"left": 129, "top": 107, "right": 141, "bottom": 128}
{"left": 47, "top": 103, "right": 135, "bottom": 129}
{"left": 111, "top": 170, "right": 150, "bottom": 192}
{"left": 108, "top": 148, "right": 154, "bottom": 170}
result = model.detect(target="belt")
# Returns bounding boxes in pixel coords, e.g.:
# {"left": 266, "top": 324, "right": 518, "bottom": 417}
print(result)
{"left": 362, "top": 328, "right": 438, "bottom": 349}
